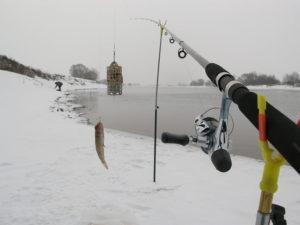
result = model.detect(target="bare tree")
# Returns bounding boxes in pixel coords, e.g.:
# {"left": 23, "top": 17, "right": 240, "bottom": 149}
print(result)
{"left": 282, "top": 72, "right": 300, "bottom": 85}
{"left": 84, "top": 68, "right": 98, "bottom": 80}
{"left": 69, "top": 64, "right": 99, "bottom": 80}
{"left": 205, "top": 80, "right": 214, "bottom": 86}
{"left": 238, "top": 72, "right": 280, "bottom": 86}
{"left": 190, "top": 78, "right": 204, "bottom": 86}
{"left": 69, "top": 64, "right": 89, "bottom": 78}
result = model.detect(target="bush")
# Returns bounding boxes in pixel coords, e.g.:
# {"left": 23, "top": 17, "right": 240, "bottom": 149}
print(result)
{"left": 84, "top": 69, "right": 98, "bottom": 80}
{"left": 205, "top": 80, "right": 214, "bottom": 86}
{"left": 282, "top": 72, "right": 300, "bottom": 86}
{"left": 0, "top": 55, "right": 61, "bottom": 80}
{"left": 69, "top": 64, "right": 99, "bottom": 80}
{"left": 69, "top": 64, "right": 89, "bottom": 78}
{"left": 190, "top": 78, "right": 204, "bottom": 86}
{"left": 238, "top": 72, "right": 280, "bottom": 86}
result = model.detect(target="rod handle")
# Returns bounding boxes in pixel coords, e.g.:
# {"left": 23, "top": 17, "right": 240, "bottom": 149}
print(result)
{"left": 204, "top": 63, "right": 300, "bottom": 174}
{"left": 161, "top": 132, "right": 190, "bottom": 146}
{"left": 238, "top": 92, "right": 300, "bottom": 174}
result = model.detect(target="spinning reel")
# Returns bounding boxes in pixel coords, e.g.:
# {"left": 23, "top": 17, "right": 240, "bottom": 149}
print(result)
{"left": 162, "top": 93, "right": 233, "bottom": 172}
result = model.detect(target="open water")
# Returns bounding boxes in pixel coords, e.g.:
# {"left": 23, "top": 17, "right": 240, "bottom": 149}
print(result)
{"left": 72, "top": 86, "right": 300, "bottom": 160}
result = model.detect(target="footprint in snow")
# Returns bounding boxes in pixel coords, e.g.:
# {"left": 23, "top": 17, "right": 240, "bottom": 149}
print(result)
{"left": 0, "top": 162, "right": 13, "bottom": 167}
{"left": 138, "top": 185, "right": 182, "bottom": 194}
{"left": 127, "top": 203, "right": 151, "bottom": 211}
{"left": 131, "top": 164, "right": 144, "bottom": 169}
{"left": 132, "top": 159, "right": 151, "bottom": 164}
{"left": 156, "top": 161, "right": 165, "bottom": 166}
{"left": 79, "top": 207, "right": 138, "bottom": 225}
{"left": 105, "top": 189, "right": 125, "bottom": 194}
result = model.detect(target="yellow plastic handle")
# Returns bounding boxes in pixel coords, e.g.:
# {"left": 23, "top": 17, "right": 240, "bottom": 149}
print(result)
{"left": 257, "top": 94, "right": 286, "bottom": 194}
{"left": 259, "top": 141, "right": 286, "bottom": 193}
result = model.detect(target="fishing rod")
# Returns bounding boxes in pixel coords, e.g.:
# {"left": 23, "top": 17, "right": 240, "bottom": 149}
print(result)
{"left": 134, "top": 18, "right": 300, "bottom": 225}
{"left": 133, "top": 18, "right": 300, "bottom": 175}
{"left": 153, "top": 20, "right": 167, "bottom": 182}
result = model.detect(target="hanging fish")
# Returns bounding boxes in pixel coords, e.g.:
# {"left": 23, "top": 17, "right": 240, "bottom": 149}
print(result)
{"left": 95, "top": 122, "right": 108, "bottom": 169}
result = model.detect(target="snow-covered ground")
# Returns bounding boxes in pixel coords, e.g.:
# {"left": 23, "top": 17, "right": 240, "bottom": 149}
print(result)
{"left": 247, "top": 85, "right": 300, "bottom": 91}
{"left": 0, "top": 70, "right": 299, "bottom": 225}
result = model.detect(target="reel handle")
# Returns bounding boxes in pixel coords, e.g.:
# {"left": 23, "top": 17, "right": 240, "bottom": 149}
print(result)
{"left": 161, "top": 132, "right": 190, "bottom": 146}
{"left": 211, "top": 149, "right": 232, "bottom": 172}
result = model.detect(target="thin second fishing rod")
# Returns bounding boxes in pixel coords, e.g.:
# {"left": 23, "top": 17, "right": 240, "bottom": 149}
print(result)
{"left": 153, "top": 21, "right": 166, "bottom": 183}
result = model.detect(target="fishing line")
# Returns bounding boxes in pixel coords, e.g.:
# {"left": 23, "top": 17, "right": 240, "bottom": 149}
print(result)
{"left": 200, "top": 106, "right": 235, "bottom": 136}
{"left": 113, "top": 7, "right": 116, "bottom": 56}
{"left": 181, "top": 58, "right": 196, "bottom": 84}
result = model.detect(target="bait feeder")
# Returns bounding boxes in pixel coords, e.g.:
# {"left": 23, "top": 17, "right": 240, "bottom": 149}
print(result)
{"left": 178, "top": 48, "right": 187, "bottom": 59}
{"left": 169, "top": 37, "right": 175, "bottom": 44}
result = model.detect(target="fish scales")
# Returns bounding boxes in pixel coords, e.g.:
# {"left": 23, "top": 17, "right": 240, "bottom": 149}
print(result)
{"left": 95, "top": 122, "right": 108, "bottom": 169}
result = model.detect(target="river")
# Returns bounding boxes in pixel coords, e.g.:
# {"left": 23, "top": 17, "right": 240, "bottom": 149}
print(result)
{"left": 72, "top": 86, "right": 300, "bottom": 160}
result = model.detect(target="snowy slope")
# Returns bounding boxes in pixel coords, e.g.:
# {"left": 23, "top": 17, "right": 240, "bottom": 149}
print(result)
{"left": 0, "top": 70, "right": 299, "bottom": 225}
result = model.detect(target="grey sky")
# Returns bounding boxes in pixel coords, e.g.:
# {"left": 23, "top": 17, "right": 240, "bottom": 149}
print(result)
{"left": 0, "top": 0, "right": 299, "bottom": 84}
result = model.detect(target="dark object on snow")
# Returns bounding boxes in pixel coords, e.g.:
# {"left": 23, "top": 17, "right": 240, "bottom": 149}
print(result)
{"left": 55, "top": 81, "right": 63, "bottom": 91}
{"left": 271, "top": 204, "right": 287, "bottom": 225}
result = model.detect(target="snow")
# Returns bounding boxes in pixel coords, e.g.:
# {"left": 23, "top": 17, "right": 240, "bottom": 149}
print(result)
{"left": 247, "top": 85, "right": 300, "bottom": 91}
{"left": 0, "top": 70, "right": 299, "bottom": 225}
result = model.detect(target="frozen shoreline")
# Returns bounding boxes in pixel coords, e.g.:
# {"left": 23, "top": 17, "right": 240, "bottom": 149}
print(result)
{"left": 0, "top": 70, "right": 299, "bottom": 225}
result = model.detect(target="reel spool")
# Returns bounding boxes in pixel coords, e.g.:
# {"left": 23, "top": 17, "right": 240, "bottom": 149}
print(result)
{"left": 194, "top": 95, "right": 234, "bottom": 172}
{"left": 194, "top": 106, "right": 234, "bottom": 155}
{"left": 194, "top": 115, "right": 218, "bottom": 154}
{"left": 161, "top": 94, "right": 233, "bottom": 172}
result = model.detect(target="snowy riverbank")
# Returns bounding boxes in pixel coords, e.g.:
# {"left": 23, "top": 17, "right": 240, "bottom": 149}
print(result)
{"left": 0, "top": 70, "right": 299, "bottom": 225}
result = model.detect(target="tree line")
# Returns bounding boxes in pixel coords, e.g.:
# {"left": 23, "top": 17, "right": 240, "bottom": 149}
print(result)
{"left": 1, "top": 55, "right": 299, "bottom": 86}
{"left": 190, "top": 72, "right": 300, "bottom": 86}
{"left": 0, "top": 56, "right": 100, "bottom": 81}
{"left": 0, "top": 55, "right": 64, "bottom": 80}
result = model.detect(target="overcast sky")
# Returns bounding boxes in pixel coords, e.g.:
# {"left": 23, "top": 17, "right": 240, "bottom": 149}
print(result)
{"left": 0, "top": 0, "right": 299, "bottom": 84}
